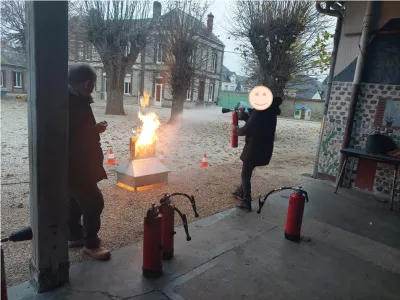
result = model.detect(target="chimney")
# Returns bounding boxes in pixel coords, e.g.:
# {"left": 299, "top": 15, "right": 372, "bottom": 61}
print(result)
{"left": 153, "top": 1, "right": 161, "bottom": 18}
{"left": 207, "top": 13, "right": 214, "bottom": 36}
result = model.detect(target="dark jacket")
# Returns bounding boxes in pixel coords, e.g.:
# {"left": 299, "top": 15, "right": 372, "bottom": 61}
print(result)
{"left": 236, "top": 107, "right": 278, "bottom": 166}
{"left": 69, "top": 88, "right": 107, "bottom": 186}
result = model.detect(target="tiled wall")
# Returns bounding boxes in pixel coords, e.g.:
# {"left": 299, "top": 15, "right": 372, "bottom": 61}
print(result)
{"left": 318, "top": 81, "right": 400, "bottom": 199}
{"left": 318, "top": 82, "right": 351, "bottom": 177}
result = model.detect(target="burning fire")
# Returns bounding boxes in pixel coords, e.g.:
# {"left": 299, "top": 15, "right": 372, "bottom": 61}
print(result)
{"left": 134, "top": 90, "right": 161, "bottom": 155}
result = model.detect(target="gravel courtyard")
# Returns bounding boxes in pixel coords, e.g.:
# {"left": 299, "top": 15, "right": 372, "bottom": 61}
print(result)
{"left": 1, "top": 97, "right": 321, "bottom": 285}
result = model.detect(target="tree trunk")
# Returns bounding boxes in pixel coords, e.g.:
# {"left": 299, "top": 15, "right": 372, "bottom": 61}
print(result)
{"left": 105, "top": 70, "right": 126, "bottom": 115}
{"left": 168, "top": 92, "right": 186, "bottom": 124}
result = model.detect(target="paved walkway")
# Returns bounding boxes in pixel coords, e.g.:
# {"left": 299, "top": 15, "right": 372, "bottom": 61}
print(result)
{"left": 8, "top": 180, "right": 400, "bottom": 299}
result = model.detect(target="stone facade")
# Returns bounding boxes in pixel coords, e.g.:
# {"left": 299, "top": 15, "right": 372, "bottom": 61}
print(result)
{"left": 318, "top": 81, "right": 400, "bottom": 199}
{"left": 68, "top": 6, "right": 224, "bottom": 108}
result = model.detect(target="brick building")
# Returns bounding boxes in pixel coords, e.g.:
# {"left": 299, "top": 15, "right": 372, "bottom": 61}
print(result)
{"left": 0, "top": 46, "right": 28, "bottom": 94}
{"left": 316, "top": 1, "right": 400, "bottom": 200}
{"left": 68, "top": 1, "right": 224, "bottom": 107}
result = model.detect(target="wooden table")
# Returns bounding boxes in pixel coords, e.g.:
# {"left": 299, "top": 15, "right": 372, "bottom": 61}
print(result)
{"left": 335, "top": 148, "right": 400, "bottom": 210}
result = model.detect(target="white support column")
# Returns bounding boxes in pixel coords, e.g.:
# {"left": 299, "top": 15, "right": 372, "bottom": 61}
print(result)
{"left": 26, "top": 1, "right": 69, "bottom": 292}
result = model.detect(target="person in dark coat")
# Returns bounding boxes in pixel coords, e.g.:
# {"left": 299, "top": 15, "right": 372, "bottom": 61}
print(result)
{"left": 68, "top": 63, "right": 110, "bottom": 260}
{"left": 232, "top": 96, "right": 282, "bottom": 212}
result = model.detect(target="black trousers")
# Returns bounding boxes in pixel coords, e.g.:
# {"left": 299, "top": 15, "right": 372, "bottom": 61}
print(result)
{"left": 69, "top": 183, "right": 104, "bottom": 248}
{"left": 236, "top": 162, "right": 256, "bottom": 201}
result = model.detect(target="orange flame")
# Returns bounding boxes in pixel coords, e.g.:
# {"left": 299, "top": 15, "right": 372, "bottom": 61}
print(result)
{"left": 135, "top": 90, "right": 160, "bottom": 155}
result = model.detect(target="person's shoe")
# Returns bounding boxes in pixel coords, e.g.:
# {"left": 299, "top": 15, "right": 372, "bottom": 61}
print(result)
{"left": 83, "top": 246, "right": 111, "bottom": 261}
{"left": 232, "top": 190, "right": 243, "bottom": 200}
{"left": 68, "top": 239, "right": 84, "bottom": 248}
{"left": 236, "top": 199, "right": 252, "bottom": 212}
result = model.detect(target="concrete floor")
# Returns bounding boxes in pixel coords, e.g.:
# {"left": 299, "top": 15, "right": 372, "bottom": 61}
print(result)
{"left": 7, "top": 180, "right": 400, "bottom": 300}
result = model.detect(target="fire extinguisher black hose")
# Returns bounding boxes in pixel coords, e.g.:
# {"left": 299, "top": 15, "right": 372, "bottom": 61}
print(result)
{"left": 1, "top": 226, "right": 33, "bottom": 243}
{"left": 173, "top": 206, "right": 191, "bottom": 241}
{"left": 257, "top": 187, "right": 294, "bottom": 214}
{"left": 168, "top": 193, "right": 199, "bottom": 218}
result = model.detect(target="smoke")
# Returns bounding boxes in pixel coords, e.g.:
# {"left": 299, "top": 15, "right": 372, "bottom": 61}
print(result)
{"left": 181, "top": 106, "right": 222, "bottom": 122}
{"left": 156, "top": 106, "right": 231, "bottom": 157}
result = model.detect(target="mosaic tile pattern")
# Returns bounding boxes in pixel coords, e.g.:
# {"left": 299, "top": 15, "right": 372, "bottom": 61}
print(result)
{"left": 318, "top": 82, "right": 400, "bottom": 199}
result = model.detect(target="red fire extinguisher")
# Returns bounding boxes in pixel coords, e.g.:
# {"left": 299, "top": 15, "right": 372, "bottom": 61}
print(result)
{"left": 159, "top": 193, "right": 199, "bottom": 260}
{"left": 231, "top": 111, "right": 238, "bottom": 148}
{"left": 142, "top": 204, "right": 163, "bottom": 278}
{"left": 284, "top": 189, "right": 309, "bottom": 242}
{"left": 257, "top": 187, "right": 309, "bottom": 242}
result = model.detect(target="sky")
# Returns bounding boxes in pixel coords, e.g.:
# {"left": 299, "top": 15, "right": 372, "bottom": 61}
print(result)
{"left": 208, "top": 0, "right": 336, "bottom": 81}
{"left": 209, "top": 0, "right": 245, "bottom": 75}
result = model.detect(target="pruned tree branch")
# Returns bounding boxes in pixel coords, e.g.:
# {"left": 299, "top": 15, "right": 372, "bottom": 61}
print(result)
{"left": 229, "top": 0, "right": 332, "bottom": 96}
{"left": 155, "top": 0, "right": 212, "bottom": 123}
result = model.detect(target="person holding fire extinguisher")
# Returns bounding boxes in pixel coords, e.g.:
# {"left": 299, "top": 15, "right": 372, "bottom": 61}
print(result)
{"left": 231, "top": 96, "right": 282, "bottom": 212}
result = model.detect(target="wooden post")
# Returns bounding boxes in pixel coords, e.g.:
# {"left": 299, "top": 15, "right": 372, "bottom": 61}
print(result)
{"left": 26, "top": 1, "right": 69, "bottom": 292}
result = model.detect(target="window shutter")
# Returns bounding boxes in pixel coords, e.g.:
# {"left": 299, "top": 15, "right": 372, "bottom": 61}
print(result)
{"left": 162, "top": 43, "right": 166, "bottom": 63}
{"left": 374, "top": 97, "right": 387, "bottom": 127}
{"left": 12, "top": 72, "right": 15, "bottom": 91}
{"left": 152, "top": 73, "right": 155, "bottom": 97}
{"left": 161, "top": 72, "right": 165, "bottom": 98}
{"left": 154, "top": 42, "right": 157, "bottom": 63}
{"left": 21, "top": 72, "right": 24, "bottom": 92}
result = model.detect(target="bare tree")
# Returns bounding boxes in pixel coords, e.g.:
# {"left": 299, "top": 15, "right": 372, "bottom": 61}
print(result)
{"left": 1, "top": 1, "right": 26, "bottom": 52}
{"left": 230, "top": 0, "right": 331, "bottom": 97}
{"left": 1, "top": 1, "right": 82, "bottom": 53}
{"left": 155, "top": 0, "right": 211, "bottom": 124}
{"left": 76, "top": 1, "right": 151, "bottom": 115}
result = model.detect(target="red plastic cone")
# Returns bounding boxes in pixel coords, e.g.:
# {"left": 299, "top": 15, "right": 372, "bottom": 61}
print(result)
{"left": 106, "top": 149, "right": 117, "bottom": 165}
{"left": 200, "top": 153, "right": 208, "bottom": 168}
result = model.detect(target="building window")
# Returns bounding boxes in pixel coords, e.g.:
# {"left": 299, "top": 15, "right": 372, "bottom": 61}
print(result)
{"left": 125, "top": 42, "right": 131, "bottom": 57}
{"left": 186, "top": 85, "right": 192, "bottom": 101}
{"left": 208, "top": 83, "right": 214, "bottom": 102}
{"left": 156, "top": 43, "right": 163, "bottom": 63}
{"left": 83, "top": 43, "right": 92, "bottom": 60}
{"left": 211, "top": 53, "right": 217, "bottom": 72}
{"left": 124, "top": 77, "right": 132, "bottom": 94}
{"left": 14, "top": 72, "right": 22, "bottom": 88}
{"left": 0, "top": 71, "right": 4, "bottom": 87}
{"left": 224, "top": 84, "right": 228, "bottom": 90}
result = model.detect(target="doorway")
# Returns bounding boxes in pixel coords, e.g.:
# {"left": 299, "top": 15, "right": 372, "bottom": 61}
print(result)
{"left": 155, "top": 83, "right": 163, "bottom": 106}
{"left": 198, "top": 81, "right": 205, "bottom": 102}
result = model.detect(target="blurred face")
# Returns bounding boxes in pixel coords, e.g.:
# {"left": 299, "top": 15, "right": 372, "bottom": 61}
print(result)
{"left": 79, "top": 78, "right": 96, "bottom": 97}
{"left": 248, "top": 86, "right": 273, "bottom": 110}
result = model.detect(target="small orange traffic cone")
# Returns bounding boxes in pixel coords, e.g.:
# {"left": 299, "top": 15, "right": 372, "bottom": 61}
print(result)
{"left": 159, "top": 150, "right": 165, "bottom": 164}
{"left": 106, "top": 149, "right": 117, "bottom": 165}
{"left": 200, "top": 154, "right": 208, "bottom": 168}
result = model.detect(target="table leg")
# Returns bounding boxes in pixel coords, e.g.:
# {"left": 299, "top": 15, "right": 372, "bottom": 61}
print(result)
{"left": 335, "top": 156, "right": 348, "bottom": 194}
{"left": 390, "top": 166, "right": 398, "bottom": 211}
{"left": 347, "top": 157, "right": 357, "bottom": 188}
